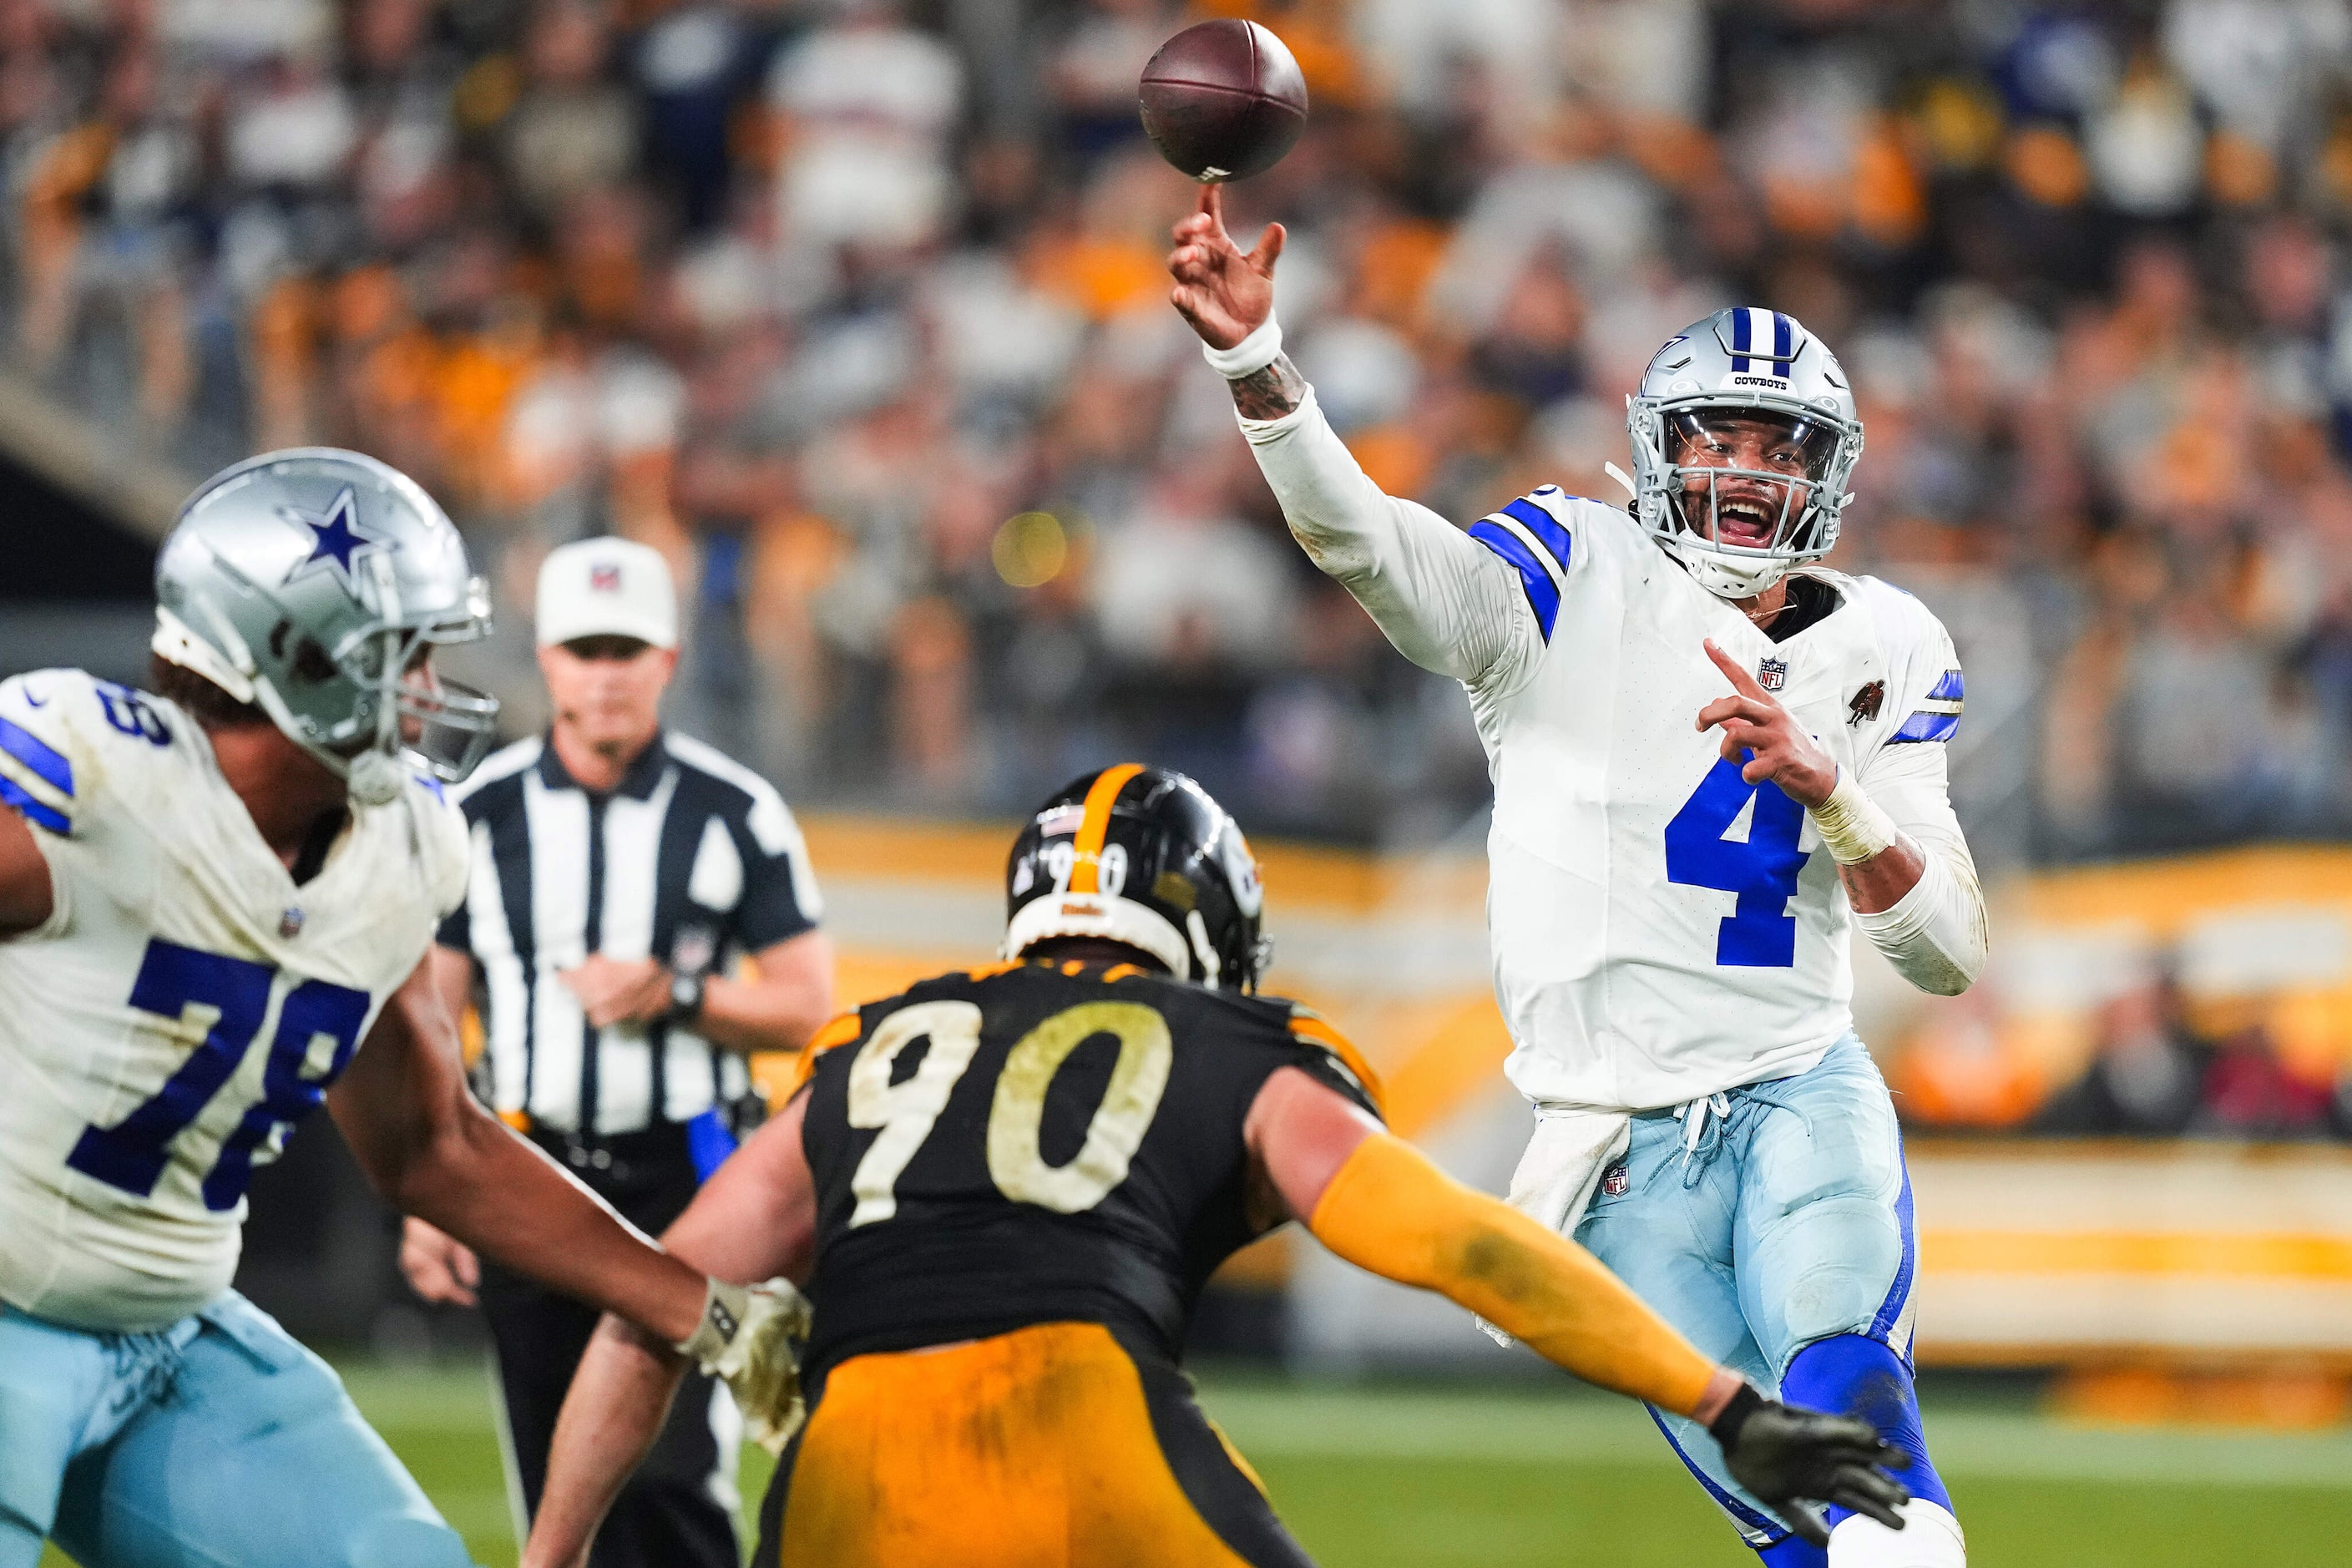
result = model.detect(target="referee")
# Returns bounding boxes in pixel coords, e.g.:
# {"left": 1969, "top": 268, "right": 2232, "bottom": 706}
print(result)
{"left": 400, "top": 537, "right": 833, "bottom": 1566}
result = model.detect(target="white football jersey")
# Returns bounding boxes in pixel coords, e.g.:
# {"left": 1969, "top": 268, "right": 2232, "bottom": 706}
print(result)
{"left": 0, "top": 668, "right": 468, "bottom": 1331}
{"left": 1464, "top": 489, "right": 1966, "bottom": 1112}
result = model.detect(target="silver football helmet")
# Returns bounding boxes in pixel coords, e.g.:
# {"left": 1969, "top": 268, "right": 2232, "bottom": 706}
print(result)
{"left": 152, "top": 448, "right": 500, "bottom": 804}
{"left": 1626, "top": 308, "right": 1864, "bottom": 599}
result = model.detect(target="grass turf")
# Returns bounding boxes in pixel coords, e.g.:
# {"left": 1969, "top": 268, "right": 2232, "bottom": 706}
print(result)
{"left": 40, "top": 1361, "right": 2352, "bottom": 1566}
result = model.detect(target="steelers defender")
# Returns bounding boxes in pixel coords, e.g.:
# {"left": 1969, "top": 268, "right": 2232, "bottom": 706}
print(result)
{"left": 1168, "top": 190, "right": 1985, "bottom": 1567}
{"left": 523, "top": 765, "right": 1906, "bottom": 1568}
{"left": 0, "top": 450, "right": 796, "bottom": 1567}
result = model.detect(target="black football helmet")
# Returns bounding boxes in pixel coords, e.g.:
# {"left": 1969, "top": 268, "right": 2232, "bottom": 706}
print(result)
{"left": 1004, "top": 764, "right": 1270, "bottom": 991}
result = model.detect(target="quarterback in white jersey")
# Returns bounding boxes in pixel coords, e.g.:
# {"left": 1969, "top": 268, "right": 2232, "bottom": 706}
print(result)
{"left": 0, "top": 451, "right": 798, "bottom": 1568}
{"left": 1171, "top": 190, "right": 1980, "bottom": 1565}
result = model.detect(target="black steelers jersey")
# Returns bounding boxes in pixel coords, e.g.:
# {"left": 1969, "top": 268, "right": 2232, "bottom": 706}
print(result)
{"left": 791, "top": 959, "right": 1383, "bottom": 1378}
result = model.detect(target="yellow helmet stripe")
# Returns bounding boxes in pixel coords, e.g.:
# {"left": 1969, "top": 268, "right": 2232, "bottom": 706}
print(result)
{"left": 1070, "top": 763, "right": 1146, "bottom": 893}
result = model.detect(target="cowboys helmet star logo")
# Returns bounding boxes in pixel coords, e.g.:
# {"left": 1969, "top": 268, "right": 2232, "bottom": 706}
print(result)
{"left": 282, "top": 487, "right": 389, "bottom": 589}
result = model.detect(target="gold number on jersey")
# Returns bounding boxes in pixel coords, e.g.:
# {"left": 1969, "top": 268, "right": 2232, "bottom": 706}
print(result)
{"left": 988, "top": 1001, "right": 1171, "bottom": 1214}
{"left": 844, "top": 1000, "right": 984, "bottom": 1227}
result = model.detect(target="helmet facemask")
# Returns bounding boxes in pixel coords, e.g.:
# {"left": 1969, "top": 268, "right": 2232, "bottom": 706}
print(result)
{"left": 1624, "top": 309, "right": 1864, "bottom": 601}
{"left": 166, "top": 544, "right": 500, "bottom": 806}
{"left": 1631, "top": 405, "right": 1855, "bottom": 597}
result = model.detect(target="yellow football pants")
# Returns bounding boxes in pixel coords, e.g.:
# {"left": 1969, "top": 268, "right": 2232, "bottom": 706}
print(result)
{"left": 753, "top": 1321, "right": 1312, "bottom": 1567}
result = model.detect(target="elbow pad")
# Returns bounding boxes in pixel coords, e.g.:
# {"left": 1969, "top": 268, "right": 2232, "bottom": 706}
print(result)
{"left": 1855, "top": 846, "right": 1987, "bottom": 996}
{"left": 1307, "top": 1131, "right": 1720, "bottom": 1417}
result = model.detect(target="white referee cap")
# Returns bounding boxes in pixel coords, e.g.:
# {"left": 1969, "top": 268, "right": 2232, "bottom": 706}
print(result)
{"left": 536, "top": 537, "right": 678, "bottom": 650}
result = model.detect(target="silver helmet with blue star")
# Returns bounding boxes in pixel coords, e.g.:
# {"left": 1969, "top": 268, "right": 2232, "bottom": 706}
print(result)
{"left": 151, "top": 448, "right": 499, "bottom": 802}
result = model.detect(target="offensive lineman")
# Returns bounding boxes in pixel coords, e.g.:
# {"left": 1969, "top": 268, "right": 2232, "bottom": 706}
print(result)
{"left": 1169, "top": 188, "right": 1985, "bottom": 1567}
{"left": 521, "top": 764, "right": 1906, "bottom": 1567}
{"left": 0, "top": 450, "right": 791, "bottom": 1566}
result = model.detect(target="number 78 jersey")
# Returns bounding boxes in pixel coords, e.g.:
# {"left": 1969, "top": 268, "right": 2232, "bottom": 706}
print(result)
{"left": 0, "top": 670, "right": 468, "bottom": 1331}
{"left": 1464, "top": 494, "right": 1967, "bottom": 1113}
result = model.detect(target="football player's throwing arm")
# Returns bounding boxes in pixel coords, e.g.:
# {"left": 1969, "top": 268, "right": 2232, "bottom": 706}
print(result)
{"left": 1167, "top": 188, "right": 1985, "bottom": 996}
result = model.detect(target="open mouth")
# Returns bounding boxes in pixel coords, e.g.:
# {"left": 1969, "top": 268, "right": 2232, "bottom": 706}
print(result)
{"left": 1712, "top": 495, "right": 1778, "bottom": 547}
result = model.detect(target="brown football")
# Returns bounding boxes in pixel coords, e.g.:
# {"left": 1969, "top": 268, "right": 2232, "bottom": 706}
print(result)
{"left": 1138, "top": 19, "right": 1308, "bottom": 184}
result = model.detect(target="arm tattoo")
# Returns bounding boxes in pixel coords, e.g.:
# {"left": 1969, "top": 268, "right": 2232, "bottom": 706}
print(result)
{"left": 1227, "top": 353, "right": 1308, "bottom": 422}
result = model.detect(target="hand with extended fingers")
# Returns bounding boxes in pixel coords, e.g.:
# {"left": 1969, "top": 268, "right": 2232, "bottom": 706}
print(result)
{"left": 1695, "top": 639, "right": 1839, "bottom": 809}
{"left": 1167, "top": 184, "right": 1284, "bottom": 352}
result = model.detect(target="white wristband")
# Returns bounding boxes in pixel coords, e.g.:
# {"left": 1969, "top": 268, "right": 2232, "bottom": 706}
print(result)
{"left": 1202, "top": 312, "right": 1282, "bottom": 379}
{"left": 1808, "top": 770, "right": 1900, "bottom": 865}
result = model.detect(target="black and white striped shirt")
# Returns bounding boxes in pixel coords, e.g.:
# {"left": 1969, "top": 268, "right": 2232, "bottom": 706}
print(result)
{"left": 436, "top": 731, "right": 823, "bottom": 1136}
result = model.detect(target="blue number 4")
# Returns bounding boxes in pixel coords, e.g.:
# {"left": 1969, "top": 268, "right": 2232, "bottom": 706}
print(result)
{"left": 1665, "top": 756, "right": 1808, "bottom": 968}
{"left": 68, "top": 939, "right": 370, "bottom": 1211}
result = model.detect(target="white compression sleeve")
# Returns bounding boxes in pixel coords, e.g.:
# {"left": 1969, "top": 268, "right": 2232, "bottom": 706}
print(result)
{"left": 1237, "top": 387, "right": 1540, "bottom": 690}
{"left": 1851, "top": 743, "right": 1988, "bottom": 997}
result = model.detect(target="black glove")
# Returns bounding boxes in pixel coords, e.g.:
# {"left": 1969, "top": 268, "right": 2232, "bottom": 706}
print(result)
{"left": 1709, "top": 1383, "right": 1911, "bottom": 1547}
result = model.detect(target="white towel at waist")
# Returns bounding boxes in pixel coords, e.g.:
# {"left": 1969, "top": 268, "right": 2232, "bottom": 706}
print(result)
{"left": 1478, "top": 1105, "right": 1631, "bottom": 1348}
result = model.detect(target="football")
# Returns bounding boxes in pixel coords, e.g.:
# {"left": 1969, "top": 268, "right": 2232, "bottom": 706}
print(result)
{"left": 1137, "top": 19, "right": 1308, "bottom": 184}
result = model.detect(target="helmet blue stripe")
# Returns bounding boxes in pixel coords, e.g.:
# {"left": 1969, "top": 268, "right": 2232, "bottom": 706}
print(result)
{"left": 1469, "top": 521, "right": 1560, "bottom": 642}
{"left": 1772, "top": 311, "right": 1793, "bottom": 367}
{"left": 1729, "top": 306, "right": 1751, "bottom": 373}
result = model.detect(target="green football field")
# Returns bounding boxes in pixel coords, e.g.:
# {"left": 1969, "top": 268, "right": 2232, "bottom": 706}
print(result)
{"left": 43, "top": 1361, "right": 2352, "bottom": 1565}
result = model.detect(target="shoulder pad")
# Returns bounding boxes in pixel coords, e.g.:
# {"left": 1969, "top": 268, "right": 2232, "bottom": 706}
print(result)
{"left": 1468, "top": 489, "right": 1581, "bottom": 644}
{"left": 786, "top": 1009, "right": 867, "bottom": 1098}
{"left": 1850, "top": 577, "right": 1963, "bottom": 746}
{"left": 0, "top": 670, "right": 89, "bottom": 835}
{"left": 0, "top": 670, "right": 172, "bottom": 836}
{"left": 1283, "top": 1004, "right": 1386, "bottom": 1120}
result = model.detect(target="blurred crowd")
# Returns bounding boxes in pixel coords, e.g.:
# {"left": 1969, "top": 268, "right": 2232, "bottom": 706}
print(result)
{"left": 9, "top": 0, "right": 2352, "bottom": 852}
{"left": 1898, "top": 959, "right": 2352, "bottom": 1138}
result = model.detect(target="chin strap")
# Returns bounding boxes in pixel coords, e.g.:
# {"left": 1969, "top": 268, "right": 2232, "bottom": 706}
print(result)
{"left": 345, "top": 751, "right": 405, "bottom": 806}
{"left": 1664, "top": 534, "right": 1793, "bottom": 599}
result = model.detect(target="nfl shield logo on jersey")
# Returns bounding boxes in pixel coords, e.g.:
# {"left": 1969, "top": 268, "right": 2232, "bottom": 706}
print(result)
{"left": 1601, "top": 1161, "right": 1630, "bottom": 1197}
{"left": 279, "top": 907, "right": 304, "bottom": 938}
{"left": 1758, "top": 658, "right": 1788, "bottom": 692}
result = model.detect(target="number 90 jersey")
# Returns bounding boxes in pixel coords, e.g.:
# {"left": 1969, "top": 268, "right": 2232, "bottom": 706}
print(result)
{"left": 0, "top": 670, "right": 468, "bottom": 1331}
{"left": 792, "top": 959, "right": 1382, "bottom": 1381}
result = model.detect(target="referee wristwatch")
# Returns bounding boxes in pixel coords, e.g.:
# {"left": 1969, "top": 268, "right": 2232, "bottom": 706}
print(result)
{"left": 666, "top": 969, "right": 707, "bottom": 1024}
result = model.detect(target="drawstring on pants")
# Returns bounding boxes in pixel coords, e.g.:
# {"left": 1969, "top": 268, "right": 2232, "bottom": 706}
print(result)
{"left": 1672, "top": 1092, "right": 1733, "bottom": 1186}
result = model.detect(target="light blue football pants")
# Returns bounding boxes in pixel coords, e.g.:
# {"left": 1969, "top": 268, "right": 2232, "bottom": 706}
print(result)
{"left": 1573, "top": 1035, "right": 1954, "bottom": 1560}
{"left": 0, "top": 1291, "right": 474, "bottom": 1568}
